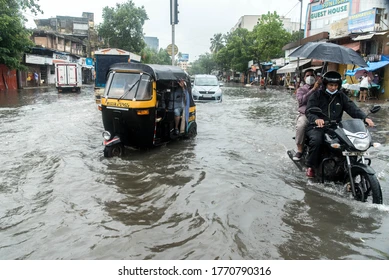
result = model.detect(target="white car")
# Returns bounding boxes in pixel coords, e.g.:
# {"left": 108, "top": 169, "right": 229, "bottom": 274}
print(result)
{"left": 191, "top": 74, "right": 222, "bottom": 102}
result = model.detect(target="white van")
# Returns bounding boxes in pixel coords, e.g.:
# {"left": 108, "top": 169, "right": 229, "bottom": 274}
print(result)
{"left": 191, "top": 74, "right": 222, "bottom": 102}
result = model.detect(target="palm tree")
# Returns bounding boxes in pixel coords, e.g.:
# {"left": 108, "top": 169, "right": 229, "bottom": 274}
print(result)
{"left": 210, "top": 33, "right": 224, "bottom": 54}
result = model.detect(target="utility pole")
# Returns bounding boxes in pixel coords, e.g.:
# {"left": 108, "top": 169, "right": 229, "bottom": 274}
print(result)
{"left": 170, "top": 0, "right": 179, "bottom": 66}
{"left": 296, "top": 0, "right": 303, "bottom": 84}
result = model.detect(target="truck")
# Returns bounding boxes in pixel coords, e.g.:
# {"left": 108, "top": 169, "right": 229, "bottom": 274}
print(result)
{"left": 94, "top": 48, "right": 141, "bottom": 102}
{"left": 55, "top": 62, "right": 82, "bottom": 92}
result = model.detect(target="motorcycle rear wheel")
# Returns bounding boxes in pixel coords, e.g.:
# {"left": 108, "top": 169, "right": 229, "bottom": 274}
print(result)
{"left": 349, "top": 171, "right": 383, "bottom": 204}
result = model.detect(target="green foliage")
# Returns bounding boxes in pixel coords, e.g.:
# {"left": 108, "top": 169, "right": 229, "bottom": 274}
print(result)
{"left": 187, "top": 53, "right": 217, "bottom": 75}
{"left": 0, "top": 0, "right": 41, "bottom": 69}
{"left": 210, "top": 33, "right": 224, "bottom": 54}
{"left": 98, "top": 0, "right": 148, "bottom": 54}
{"left": 140, "top": 47, "right": 171, "bottom": 65}
{"left": 249, "top": 11, "right": 291, "bottom": 63}
{"left": 289, "top": 30, "right": 304, "bottom": 43}
{"left": 205, "top": 11, "right": 292, "bottom": 74}
{"left": 215, "top": 28, "right": 252, "bottom": 73}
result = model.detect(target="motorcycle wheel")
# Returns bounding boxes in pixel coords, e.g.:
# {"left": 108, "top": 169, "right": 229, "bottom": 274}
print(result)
{"left": 104, "top": 144, "right": 125, "bottom": 158}
{"left": 349, "top": 171, "right": 383, "bottom": 204}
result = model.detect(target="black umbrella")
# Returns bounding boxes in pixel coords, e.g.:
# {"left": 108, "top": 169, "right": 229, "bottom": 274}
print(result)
{"left": 289, "top": 42, "right": 368, "bottom": 68}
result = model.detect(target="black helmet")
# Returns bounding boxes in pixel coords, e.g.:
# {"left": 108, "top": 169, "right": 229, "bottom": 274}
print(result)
{"left": 322, "top": 71, "right": 342, "bottom": 89}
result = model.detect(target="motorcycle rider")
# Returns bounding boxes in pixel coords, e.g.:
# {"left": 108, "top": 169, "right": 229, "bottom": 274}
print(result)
{"left": 305, "top": 71, "right": 374, "bottom": 178}
{"left": 293, "top": 69, "right": 321, "bottom": 161}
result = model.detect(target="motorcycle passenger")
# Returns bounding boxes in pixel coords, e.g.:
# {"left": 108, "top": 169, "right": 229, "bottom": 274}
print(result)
{"left": 293, "top": 69, "right": 321, "bottom": 161}
{"left": 305, "top": 71, "right": 374, "bottom": 178}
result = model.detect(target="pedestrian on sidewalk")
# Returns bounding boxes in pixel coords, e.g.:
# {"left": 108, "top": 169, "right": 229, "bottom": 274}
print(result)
{"left": 34, "top": 71, "right": 39, "bottom": 86}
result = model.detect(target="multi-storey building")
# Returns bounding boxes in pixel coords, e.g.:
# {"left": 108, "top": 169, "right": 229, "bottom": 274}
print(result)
{"left": 231, "top": 15, "right": 301, "bottom": 33}
{"left": 20, "top": 12, "right": 98, "bottom": 88}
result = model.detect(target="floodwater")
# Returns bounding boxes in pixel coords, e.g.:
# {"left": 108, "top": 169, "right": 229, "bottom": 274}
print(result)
{"left": 0, "top": 85, "right": 388, "bottom": 260}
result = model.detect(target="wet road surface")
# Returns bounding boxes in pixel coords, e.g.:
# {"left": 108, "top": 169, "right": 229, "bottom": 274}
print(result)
{"left": 0, "top": 85, "right": 388, "bottom": 259}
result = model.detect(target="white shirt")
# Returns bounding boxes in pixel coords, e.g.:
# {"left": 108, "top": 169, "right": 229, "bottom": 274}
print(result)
{"left": 360, "top": 76, "right": 370, "bottom": 88}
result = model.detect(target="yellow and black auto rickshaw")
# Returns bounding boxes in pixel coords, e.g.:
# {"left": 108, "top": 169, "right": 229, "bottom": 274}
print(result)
{"left": 98, "top": 63, "right": 197, "bottom": 157}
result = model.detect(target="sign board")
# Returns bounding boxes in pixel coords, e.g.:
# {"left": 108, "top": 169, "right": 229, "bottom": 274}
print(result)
{"left": 166, "top": 44, "right": 178, "bottom": 56}
{"left": 348, "top": 9, "right": 376, "bottom": 33}
{"left": 25, "top": 54, "right": 53, "bottom": 65}
{"left": 180, "top": 53, "right": 189, "bottom": 61}
{"left": 306, "top": 0, "right": 351, "bottom": 37}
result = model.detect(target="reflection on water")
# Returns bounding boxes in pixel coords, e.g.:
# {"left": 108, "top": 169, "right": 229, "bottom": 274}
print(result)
{"left": 0, "top": 85, "right": 388, "bottom": 260}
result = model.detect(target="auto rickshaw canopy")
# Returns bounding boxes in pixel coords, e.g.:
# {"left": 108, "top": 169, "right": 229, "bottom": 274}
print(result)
{"left": 108, "top": 63, "right": 189, "bottom": 81}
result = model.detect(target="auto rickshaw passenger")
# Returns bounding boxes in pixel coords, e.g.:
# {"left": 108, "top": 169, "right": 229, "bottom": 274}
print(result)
{"left": 163, "top": 79, "right": 187, "bottom": 135}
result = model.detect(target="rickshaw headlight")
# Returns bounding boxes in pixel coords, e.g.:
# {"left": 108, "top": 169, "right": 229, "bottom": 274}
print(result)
{"left": 102, "top": 131, "right": 112, "bottom": 141}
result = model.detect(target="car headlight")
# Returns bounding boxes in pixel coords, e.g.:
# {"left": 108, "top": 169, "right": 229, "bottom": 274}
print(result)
{"left": 102, "top": 131, "right": 112, "bottom": 141}
{"left": 215, "top": 88, "right": 222, "bottom": 94}
{"left": 349, "top": 135, "right": 371, "bottom": 151}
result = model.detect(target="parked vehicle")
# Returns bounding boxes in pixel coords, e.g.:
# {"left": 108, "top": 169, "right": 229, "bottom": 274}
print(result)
{"left": 287, "top": 105, "right": 383, "bottom": 204}
{"left": 55, "top": 62, "right": 82, "bottom": 92}
{"left": 94, "top": 48, "right": 141, "bottom": 102}
{"left": 99, "top": 63, "right": 197, "bottom": 157}
{"left": 192, "top": 74, "right": 222, "bottom": 102}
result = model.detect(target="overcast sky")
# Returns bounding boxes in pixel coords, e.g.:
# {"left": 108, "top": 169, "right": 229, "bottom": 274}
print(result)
{"left": 24, "top": 0, "right": 308, "bottom": 61}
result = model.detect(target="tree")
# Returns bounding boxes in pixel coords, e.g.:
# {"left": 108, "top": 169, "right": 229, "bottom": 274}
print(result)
{"left": 216, "top": 28, "right": 252, "bottom": 73}
{"left": 0, "top": 0, "right": 42, "bottom": 69}
{"left": 187, "top": 53, "right": 217, "bottom": 75}
{"left": 210, "top": 33, "right": 224, "bottom": 54}
{"left": 289, "top": 30, "right": 304, "bottom": 44}
{"left": 98, "top": 0, "right": 148, "bottom": 53}
{"left": 248, "top": 12, "right": 291, "bottom": 63}
{"left": 140, "top": 47, "right": 171, "bottom": 65}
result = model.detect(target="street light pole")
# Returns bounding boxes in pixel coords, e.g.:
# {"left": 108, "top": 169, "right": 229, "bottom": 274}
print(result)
{"left": 296, "top": 0, "right": 303, "bottom": 85}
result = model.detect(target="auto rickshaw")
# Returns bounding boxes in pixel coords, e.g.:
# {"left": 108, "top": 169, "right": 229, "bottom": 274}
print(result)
{"left": 98, "top": 63, "right": 197, "bottom": 157}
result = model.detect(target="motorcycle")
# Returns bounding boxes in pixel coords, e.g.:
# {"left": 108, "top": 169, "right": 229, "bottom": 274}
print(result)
{"left": 287, "top": 105, "right": 383, "bottom": 204}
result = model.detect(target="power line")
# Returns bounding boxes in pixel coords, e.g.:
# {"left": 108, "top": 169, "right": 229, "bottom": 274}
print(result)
{"left": 283, "top": 1, "right": 300, "bottom": 18}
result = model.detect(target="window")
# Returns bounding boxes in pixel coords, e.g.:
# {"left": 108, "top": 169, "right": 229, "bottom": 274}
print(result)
{"left": 107, "top": 73, "right": 152, "bottom": 100}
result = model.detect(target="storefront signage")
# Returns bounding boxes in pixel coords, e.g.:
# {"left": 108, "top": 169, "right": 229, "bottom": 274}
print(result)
{"left": 310, "top": 4, "right": 348, "bottom": 19}
{"left": 348, "top": 9, "right": 376, "bottom": 33}
{"left": 54, "top": 53, "right": 69, "bottom": 61}
{"left": 311, "top": 0, "right": 349, "bottom": 12}
{"left": 25, "top": 54, "right": 53, "bottom": 65}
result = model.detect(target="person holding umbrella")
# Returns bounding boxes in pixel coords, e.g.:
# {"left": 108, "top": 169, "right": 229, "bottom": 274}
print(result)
{"left": 304, "top": 71, "right": 374, "bottom": 178}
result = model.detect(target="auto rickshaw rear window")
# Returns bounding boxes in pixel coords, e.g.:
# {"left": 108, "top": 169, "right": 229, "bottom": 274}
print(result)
{"left": 107, "top": 72, "right": 152, "bottom": 100}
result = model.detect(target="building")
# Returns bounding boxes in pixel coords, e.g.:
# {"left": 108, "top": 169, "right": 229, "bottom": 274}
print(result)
{"left": 17, "top": 12, "right": 99, "bottom": 88}
{"left": 144, "top": 36, "right": 159, "bottom": 51}
{"left": 231, "top": 15, "right": 301, "bottom": 33}
{"left": 34, "top": 12, "right": 99, "bottom": 57}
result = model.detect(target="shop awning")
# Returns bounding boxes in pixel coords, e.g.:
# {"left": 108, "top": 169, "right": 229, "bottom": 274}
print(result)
{"left": 353, "top": 32, "right": 387, "bottom": 41}
{"left": 341, "top": 42, "right": 360, "bottom": 51}
{"left": 360, "top": 60, "right": 389, "bottom": 72}
{"left": 346, "top": 60, "right": 389, "bottom": 75}
{"left": 276, "top": 59, "right": 311, "bottom": 74}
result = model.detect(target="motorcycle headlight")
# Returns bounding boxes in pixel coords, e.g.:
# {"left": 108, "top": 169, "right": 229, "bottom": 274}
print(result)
{"left": 349, "top": 135, "right": 371, "bottom": 151}
{"left": 102, "top": 131, "right": 111, "bottom": 141}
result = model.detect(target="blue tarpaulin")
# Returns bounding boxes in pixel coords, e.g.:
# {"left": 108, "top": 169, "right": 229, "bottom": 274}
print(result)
{"left": 346, "top": 60, "right": 389, "bottom": 76}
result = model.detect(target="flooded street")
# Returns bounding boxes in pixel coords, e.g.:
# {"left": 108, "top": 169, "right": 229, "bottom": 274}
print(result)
{"left": 1, "top": 85, "right": 388, "bottom": 260}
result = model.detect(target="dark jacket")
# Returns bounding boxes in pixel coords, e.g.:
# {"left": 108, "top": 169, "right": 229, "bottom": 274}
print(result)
{"left": 306, "top": 89, "right": 367, "bottom": 129}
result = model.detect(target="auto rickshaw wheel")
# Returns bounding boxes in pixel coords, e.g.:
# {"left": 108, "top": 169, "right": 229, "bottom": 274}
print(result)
{"left": 186, "top": 122, "right": 197, "bottom": 139}
{"left": 104, "top": 143, "right": 125, "bottom": 157}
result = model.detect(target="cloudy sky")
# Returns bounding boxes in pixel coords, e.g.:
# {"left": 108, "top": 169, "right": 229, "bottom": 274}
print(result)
{"left": 24, "top": 0, "right": 308, "bottom": 61}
